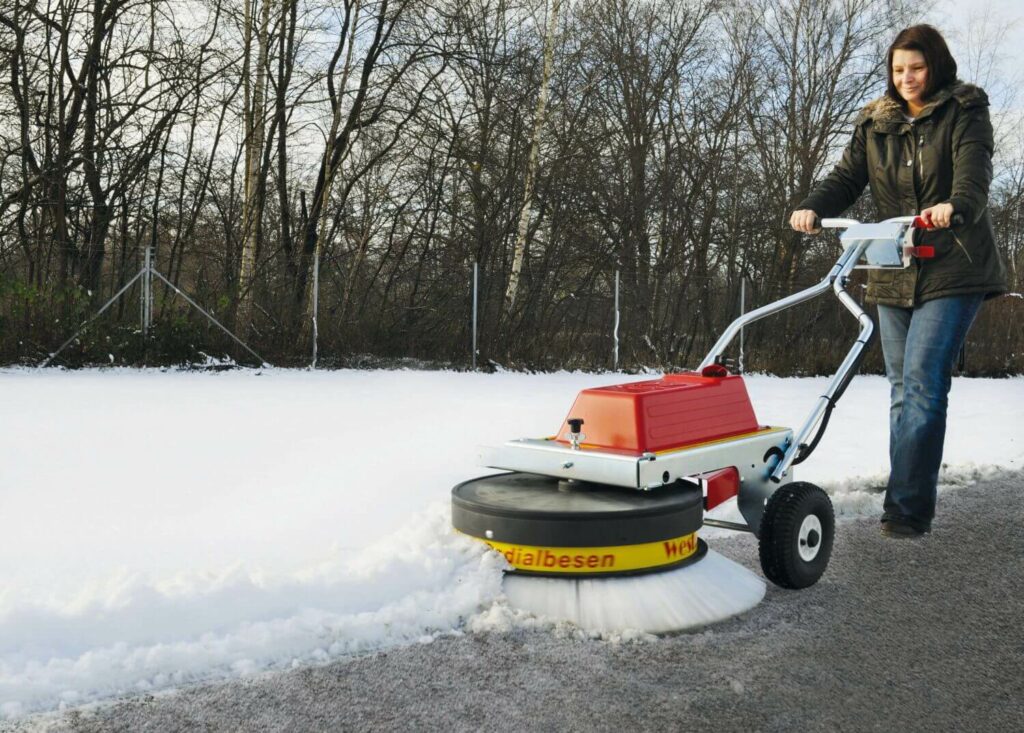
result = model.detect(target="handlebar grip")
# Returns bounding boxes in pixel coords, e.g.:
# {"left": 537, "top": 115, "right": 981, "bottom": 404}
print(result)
{"left": 819, "top": 218, "right": 861, "bottom": 229}
{"left": 913, "top": 213, "right": 966, "bottom": 229}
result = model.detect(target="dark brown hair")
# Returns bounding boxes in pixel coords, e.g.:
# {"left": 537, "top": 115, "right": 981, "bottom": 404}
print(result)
{"left": 886, "top": 24, "right": 958, "bottom": 106}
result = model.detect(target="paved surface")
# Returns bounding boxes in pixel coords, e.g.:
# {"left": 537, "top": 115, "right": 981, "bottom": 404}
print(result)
{"left": 10, "top": 471, "right": 1024, "bottom": 732}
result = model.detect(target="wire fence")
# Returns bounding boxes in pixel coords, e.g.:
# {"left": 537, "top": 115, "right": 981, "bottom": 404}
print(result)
{"left": 5, "top": 242, "right": 1021, "bottom": 376}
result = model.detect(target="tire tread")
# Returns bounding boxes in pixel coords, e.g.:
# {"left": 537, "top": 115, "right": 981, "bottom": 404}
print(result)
{"left": 758, "top": 482, "right": 834, "bottom": 589}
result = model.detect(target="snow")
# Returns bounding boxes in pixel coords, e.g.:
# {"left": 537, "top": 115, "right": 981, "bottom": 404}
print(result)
{"left": 1, "top": 367, "right": 1021, "bottom": 719}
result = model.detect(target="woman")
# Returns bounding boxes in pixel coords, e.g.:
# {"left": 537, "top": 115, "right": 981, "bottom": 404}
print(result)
{"left": 790, "top": 24, "right": 1006, "bottom": 538}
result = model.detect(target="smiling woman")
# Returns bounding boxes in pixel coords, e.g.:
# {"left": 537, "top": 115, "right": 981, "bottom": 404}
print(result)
{"left": 788, "top": 24, "right": 1008, "bottom": 539}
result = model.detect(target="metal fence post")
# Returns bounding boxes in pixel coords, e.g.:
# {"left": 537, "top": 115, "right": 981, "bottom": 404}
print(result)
{"left": 147, "top": 247, "right": 153, "bottom": 335}
{"left": 41, "top": 243, "right": 271, "bottom": 368}
{"left": 739, "top": 277, "right": 745, "bottom": 373}
{"left": 472, "top": 261, "right": 478, "bottom": 370}
{"left": 141, "top": 246, "right": 154, "bottom": 337}
{"left": 613, "top": 269, "right": 620, "bottom": 371}
{"left": 140, "top": 247, "right": 147, "bottom": 336}
{"left": 312, "top": 248, "right": 320, "bottom": 368}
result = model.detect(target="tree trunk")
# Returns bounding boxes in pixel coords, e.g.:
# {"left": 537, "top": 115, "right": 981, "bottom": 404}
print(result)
{"left": 504, "top": 0, "right": 560, "bottom": 315}
{"left": 236, "top": 0, "right": 272, "bottom": 332}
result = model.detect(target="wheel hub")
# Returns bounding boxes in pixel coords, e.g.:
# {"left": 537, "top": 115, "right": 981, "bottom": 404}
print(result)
{"left": 797, "top": 515, "right": 823, "bottom": 561}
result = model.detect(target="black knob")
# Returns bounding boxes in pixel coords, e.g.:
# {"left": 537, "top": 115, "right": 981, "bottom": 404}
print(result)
{"left": 567, "top": 418, "right": 584, "bottom": 434}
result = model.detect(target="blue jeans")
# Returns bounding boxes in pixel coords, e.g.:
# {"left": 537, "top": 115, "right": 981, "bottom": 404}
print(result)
{"left": 877, "top": 294, "right": 983, "bottom": 531}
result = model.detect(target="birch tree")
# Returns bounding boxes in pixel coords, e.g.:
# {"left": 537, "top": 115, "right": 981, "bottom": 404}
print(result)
{"left": 504, "top": 0, "right": 560, "bottom": 314}
{"left": 236, "top": 0, "right": 272, "bottom": 331}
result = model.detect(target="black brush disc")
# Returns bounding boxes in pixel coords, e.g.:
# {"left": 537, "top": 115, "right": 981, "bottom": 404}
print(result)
{"left": 451, "top": 472, "right": 703, "bottom": 548}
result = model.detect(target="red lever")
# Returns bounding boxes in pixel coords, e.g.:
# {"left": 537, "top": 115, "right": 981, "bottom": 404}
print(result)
{"left": 911, "top": 246, "right": 935, "bottom": 258}
{"left": 700, "top": 364, "right": 730, "bottom": 378}
{"left": 912, "top": 216, "right": 933, "bottom": 229}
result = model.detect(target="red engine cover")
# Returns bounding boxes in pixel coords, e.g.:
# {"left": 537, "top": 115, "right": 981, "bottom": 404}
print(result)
{"left": 555, "top": 373, "right": 759, "bottom": 454}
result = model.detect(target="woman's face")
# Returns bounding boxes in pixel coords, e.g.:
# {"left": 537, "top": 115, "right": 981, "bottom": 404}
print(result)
{"left": 892, "top": 49, "right": 929, "bottom": 108}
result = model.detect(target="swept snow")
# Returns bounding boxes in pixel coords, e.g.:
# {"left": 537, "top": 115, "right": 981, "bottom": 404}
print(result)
{"left": 1, "top": 368, "right": 1021, "bottom": 718}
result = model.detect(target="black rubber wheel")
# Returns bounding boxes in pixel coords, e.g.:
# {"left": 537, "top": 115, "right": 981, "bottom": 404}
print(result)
{"left": 758, "top": 481, "right": 834, "bottom": 589}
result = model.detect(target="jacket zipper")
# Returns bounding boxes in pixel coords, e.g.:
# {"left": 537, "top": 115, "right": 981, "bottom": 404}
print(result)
{"left": 952, "top": 230, "right": 974, "bottom": 264}
{"left": 915, "top": 130, "right": 973, "bottom": 264}
{"left": 914, "top": 131, "right": 925, "bottom": 294}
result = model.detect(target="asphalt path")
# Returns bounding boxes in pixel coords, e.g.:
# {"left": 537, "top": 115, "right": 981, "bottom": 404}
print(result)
{"left": 12, "top": 470, "right": 1024, "bottom": 732}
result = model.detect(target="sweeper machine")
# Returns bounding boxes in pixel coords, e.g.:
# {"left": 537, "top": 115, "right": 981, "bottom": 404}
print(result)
{"left": 452, "top": 216, "right": 942, "bottom": 632}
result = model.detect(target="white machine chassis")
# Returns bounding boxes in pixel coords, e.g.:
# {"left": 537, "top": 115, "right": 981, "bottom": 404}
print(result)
{"left": 479, "top": 427, "right": 793, "bottom": 535}
{"left": 481, "top": 428, "right": 790, "bottom": 491}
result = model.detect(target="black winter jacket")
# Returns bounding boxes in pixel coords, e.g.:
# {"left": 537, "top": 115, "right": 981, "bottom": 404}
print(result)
{"left": 798, "top": 82, "right": 1007, "bottom": 307}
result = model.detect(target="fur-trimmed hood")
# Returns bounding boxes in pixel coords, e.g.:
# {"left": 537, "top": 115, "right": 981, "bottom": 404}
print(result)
{"left": 856, "top": 81, "right": 989, "bottom": 124}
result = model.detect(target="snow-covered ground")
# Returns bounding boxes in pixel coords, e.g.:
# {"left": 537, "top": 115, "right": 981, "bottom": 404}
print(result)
{"left": 1, "top": 368, "right": 1021, "bottom": 719}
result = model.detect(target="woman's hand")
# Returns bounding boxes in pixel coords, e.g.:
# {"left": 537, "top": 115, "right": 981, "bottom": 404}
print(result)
{"left": 920, "top": 203, "right": 955, "bottom": 228}
{"left": 789, "top": 209, "right": 820, "bottom": 234}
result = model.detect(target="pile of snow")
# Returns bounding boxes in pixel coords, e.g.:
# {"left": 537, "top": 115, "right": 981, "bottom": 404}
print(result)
{"left": 1, "top": 368, "right": 1020, "bottom": 718}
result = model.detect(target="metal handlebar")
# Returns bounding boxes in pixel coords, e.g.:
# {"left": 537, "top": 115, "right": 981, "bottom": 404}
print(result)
{"left": 702, "top": 212, "right": 966, "bottom": 481}
{"left": 699, "top": 218, "right": 882, "bottom": 481}
{"left": 816, "top": 213, "right": 964, "bottom": 230}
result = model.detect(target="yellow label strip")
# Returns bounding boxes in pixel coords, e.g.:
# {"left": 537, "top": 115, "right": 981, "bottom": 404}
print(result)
{"left": 483, "top": 532, "right": 699, "bottom": 574}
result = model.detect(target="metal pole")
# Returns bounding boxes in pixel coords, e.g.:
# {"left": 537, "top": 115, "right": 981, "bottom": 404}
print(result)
{"left": 41, "top": 269, "right": 146, "bottom": 367}
{"left": 41, "top": 255, "right": 271, "bottom": 368}
{"left": 613, "top": 270, "right": 620, "bottom": 371}
{"left": 140, "top": 249, "right": 147, "bottom": 335}
{"left": 472, "top": 262, "right": 478, "bottom": 370}
{"left": 771, "top": 241, "right": 874, "bottom": 481}
{"left": 151, "top": 270, "right": 270, "bottom": 366}
{"left": 144, "top": 246, "right": 154, "bottom": 336}
{"left": 148, "top": 248, "right": 155, "bottom": 332}
{"left": 738, "top": 278, "right": 745, "bottom": 373}
{"left": 312, "top": 248, "right": 320, "bottom": 368}
{"left": 698, "top": 241, "right": 864, "bottom": 372}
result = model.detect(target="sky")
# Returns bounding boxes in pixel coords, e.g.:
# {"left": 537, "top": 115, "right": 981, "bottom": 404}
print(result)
{"left": 926, "top": 0, "right": 1024, "bottom": 109}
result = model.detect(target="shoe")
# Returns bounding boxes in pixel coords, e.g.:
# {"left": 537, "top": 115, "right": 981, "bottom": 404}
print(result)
{"left": 881, "top": 519, "right": 929, "bottom": 539}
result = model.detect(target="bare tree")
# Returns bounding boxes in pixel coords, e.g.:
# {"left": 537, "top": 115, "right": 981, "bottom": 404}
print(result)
{"left": 295, "top": 0, "right": 451, "bottom": 341}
